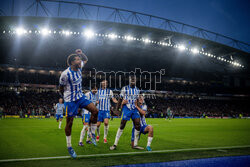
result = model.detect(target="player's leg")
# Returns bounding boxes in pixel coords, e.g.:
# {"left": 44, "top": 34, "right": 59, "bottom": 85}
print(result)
{"left": 59, "top": 116, "right": 63, "bottom": 129}
{"left": 143, "top": 125, "right": 153, "bottom": 151}
{"left": 96, "top": 110, "right": 103, "bottom": 142}
{"left": 103, "top": 117, "right": 109, "bottom": 143}
{"left": 132, "top": 118, "right": 143, "bottom": 149}
{"left": 65, "top": 116, "right": 74, "bottom": 144}
{"left": 110, "top": 119, "right": 127, "bottom": 150}
{"left": 103, "top": 110, "right": 110, "bottom": 143}
{"left": 131, "top": 127, "right": 135, "bottom": 148}
{"left": 96, "top": 121, "right": 101, "bottom": 141}
{"left": 79, "top": 113, "right": 87, "bottom": 146}
{"left": 64, "top": 102, "right": 78, "bottom": 158}
{"left": 86, "top": 122, "right": 92, "bottom": 144}
{"left": 79, "top": 121, "right": 88, "bottom": 146}
{"left": 84, "top": 102, "right": 98, "bottom": 145}
{"left": 110, "top": 106, "right": 131, "bottom": 150}
{"left": 131, "top": 109, "right": 141, "bottom": 148}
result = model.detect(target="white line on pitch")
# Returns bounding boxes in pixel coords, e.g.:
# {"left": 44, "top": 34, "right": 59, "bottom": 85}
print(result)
{"left": 0, "top": 145, "right": 250, "bottom": 163}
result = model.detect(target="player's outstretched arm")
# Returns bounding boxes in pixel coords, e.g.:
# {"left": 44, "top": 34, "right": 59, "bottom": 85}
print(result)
{"left": 75, "top": 49, "right": 88, "bottom": 65}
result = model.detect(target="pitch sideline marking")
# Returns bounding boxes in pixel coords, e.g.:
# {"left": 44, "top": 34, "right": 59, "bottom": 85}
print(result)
{"left": 0, "top": 145, "right": 250, "bottom": 163}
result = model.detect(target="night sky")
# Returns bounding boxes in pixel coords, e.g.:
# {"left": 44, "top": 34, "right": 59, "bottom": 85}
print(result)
{"left": 0, "top": 0, "right": 249, "bottom": 44}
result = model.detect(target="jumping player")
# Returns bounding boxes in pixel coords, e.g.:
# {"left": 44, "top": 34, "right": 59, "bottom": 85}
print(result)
{"left": 96, "top": 80, "right": 118, "bottom": 143}
{"left": 110, "top": 75, "right": 142, "bottom": 150}
{"left": 131, "top": 96, "right": 153, "bottom": 151}
{"left": 54, "top": 98, "right": 65, "bottom": 129}
{"left": 79, "top": 85, "right": 98, "bottom": 146}
{"left": 59, "top": 49, "right": 98, "bottom": 158}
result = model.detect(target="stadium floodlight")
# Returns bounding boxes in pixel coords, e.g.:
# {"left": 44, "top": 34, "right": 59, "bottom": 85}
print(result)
{"left": 15, "top": 27, "right": 26, "bottom": 35}
{"left": 191, "top": 48, "right": 199, "bottom": 54}
{"left": 41, "top": 28, "right": 49, "bottom": 36}
{"left": 178, "top": 45, "right": 185, "bottom": 51}
{"left": 62, "top": 30, "right": 70, "bottom": 36}
{"left": 143, "top": 38, "right": 150, "bottom": 43}
{"left": 125, "top": 35, "right": 133, "bottom": 41}
{"left": 108, "top": 33, "right": 117, "bottom": 39}
{"left": 83, "top": 29, "right": 94, "bottom": 38}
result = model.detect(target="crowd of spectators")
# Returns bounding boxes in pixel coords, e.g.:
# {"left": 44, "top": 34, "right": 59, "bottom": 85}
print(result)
{"left": 145, "top": 97, "right": 249, "bottom": 118}
{"left": 1, "top": 69, "right": 249, "bottom": 95}
{"left": 0, "top": 90, "right": 59, "bottom": 117}
{"left": 0, "top": 90, "right": 248, "bottom": 118}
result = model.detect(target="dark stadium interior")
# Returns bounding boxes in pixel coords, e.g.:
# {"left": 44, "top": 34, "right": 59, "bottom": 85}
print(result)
{"left": 0, "top": 16, "right": 250, "bottom": 118}
{"left": 0, "top": 0, "right": 250, "bottom": 166}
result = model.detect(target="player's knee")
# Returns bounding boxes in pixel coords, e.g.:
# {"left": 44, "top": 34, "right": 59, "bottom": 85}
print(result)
{"left": 90, "top": 115, "right": 98, "bottom": 124}
{"left": 104, "top": 122, "right": 108, "bottom": 126}
{"left": 120, "top": 123, "right": 125, "bottom": 129}
{"left": 134, "top": 123, "right": 141, "bottom": 131}
{"left": 148, "top": 125, "right": 153, "bottom": 132}
{"left": 92, "top": 108, "right": 98, "bottom": 117}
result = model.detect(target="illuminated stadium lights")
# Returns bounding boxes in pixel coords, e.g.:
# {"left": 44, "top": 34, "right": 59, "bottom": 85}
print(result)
{"left": 83, "top": 29, "right": 94, "bottom": 38}
{"left": 125, "top": 35, "right": 133, "bottom": 41}
{"left": 41, "top": 28, "right": 50, "bottom": 36}
{"left": 178, "top": 45, "right": 185, "bottom": 51}
{"left": 108, "top": 33, "right": 117, "bottom": 39}
{"left": 191, "top": 48, "right": 199, "bottom": 54}
{"left": 62, "top": 30, "right": 70, "bottom": 36}
{"left": 15, "top": 27, "right": 27, "bottom": 35}
{"left": 143, "top": 38, "right": 150, "bottom": 43}
{"left": 3, "top": 27, "right": 245, "bottom": 68}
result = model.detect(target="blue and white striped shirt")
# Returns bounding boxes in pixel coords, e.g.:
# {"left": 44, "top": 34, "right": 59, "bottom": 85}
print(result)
{"left": 120, "top": 85, "right": 140, "bottom": 110}
{"left": 82, "top": 91, "right": 97, "bottom": 114}
{"left": 132, "top": 104, "right": 147, "bottom": 128}
{"left": 97, "top": 88, "right": 114, "bottom": 111}
{"left": 59, "top": 67, "right": 84, "bottom": 102}
{"left": 55, "top": 103, "right": 65, "bottom": 115}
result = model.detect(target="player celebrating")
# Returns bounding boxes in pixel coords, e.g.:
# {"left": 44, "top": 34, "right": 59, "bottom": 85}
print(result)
{"left": 131, "top": 96, "right": 153, "bottom": 151}
{"left": 54, "top": 98, "right": 65, "bottom": 129}
{"left": 79, "top": 85, "right": 98, "bottom": 146}
{"left": 59, "top": 49, "right": 98, "bottom": 158}
{"left": 110, "top": 75, "right": 141, "bottom": 150}
{"left": 96, "top": 80, "right": 118, "bottom": 143}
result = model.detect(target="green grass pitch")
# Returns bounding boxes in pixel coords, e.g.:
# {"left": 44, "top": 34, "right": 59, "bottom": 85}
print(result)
{"left": 0, "top": 118, "right": 250, "bottom": 166}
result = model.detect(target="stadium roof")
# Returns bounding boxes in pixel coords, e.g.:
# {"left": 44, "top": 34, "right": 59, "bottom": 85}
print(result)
{"left": 0, "top": 0, "right": 249, "bottom": 74}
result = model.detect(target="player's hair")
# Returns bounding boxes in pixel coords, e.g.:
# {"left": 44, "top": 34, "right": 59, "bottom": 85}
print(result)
{"left": 91, "top": 84, "right": 97, "bottom": 90}
{"left": 67, "top": 54, "right": 80, "bottom": 66}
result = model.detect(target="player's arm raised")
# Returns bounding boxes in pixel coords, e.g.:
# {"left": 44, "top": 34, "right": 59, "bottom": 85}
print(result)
{"left": 75, "top": 49, "right": 88, "bottom": 65}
